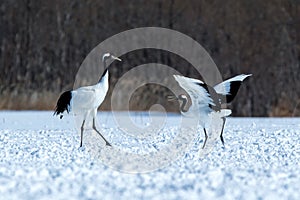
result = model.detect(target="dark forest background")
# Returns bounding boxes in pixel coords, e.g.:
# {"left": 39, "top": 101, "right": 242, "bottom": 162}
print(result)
{"left": 0, "top": 0, "right": 299, "bottom": 116}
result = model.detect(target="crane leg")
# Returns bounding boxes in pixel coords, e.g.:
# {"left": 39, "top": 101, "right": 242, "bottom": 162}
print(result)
{"left": 92, "top": 118, "right": 112, "bottom": 146}
{"left": 80, "top": 119, "right": 85, "bottom": 147}
{"left": 220, "top": 117, "right": 226, "bottom": 146}
{"left": 202, "top": 128, "right": 208, "bottom": 149}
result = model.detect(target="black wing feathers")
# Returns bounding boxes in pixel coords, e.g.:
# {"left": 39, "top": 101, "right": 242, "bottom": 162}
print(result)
{"left": 225, "top": 81, "right": 242, "bottom": 103}
{"left": 197, "top": 83, "right": 222, "bottom": 111}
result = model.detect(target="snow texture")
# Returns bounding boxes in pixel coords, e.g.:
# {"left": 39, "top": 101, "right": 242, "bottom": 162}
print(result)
{"left": 0, "top": 111, "right": 300, "bottom": 200}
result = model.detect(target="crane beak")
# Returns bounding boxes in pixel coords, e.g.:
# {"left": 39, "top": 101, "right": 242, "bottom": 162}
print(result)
{"left": 166, "top": 95, "right": 178, "bottom": 101}
{"left": 111, "top": 55, "right": 122, "bottom": 61}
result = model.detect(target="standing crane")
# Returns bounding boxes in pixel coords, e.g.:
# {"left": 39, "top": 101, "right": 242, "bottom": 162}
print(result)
{"left": 54, "top": 53, "right": 121, "bottom": 147}
{"left": 169, "top": 74, "right": 251, "bottom": 148}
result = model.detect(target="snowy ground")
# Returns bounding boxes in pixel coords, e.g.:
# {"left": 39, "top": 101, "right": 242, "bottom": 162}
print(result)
{"left": 0, "top": 111, "right": 299, "bottom": 200}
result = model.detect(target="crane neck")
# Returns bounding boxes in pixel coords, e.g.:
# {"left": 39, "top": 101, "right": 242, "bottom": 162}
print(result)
{"left": 179, "top": 97, "right": 189, "bottom": 113}
{"left": 103, "top": 57, "right": 107, "bottom": 69}
{"left": 98, "top": 58, "right": 109, "bottom": 83}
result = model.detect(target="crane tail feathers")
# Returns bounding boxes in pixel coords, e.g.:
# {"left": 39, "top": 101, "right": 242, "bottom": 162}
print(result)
{"left": 54, "top": 90, "right": 72, "bottom": 118}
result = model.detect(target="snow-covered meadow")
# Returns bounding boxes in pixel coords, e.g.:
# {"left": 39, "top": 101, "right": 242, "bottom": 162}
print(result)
{"left": 0, "top": 111, "right": 299, "bottom": 199}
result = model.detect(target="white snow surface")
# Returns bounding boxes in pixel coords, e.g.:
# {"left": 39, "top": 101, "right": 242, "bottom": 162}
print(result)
{"left": 0, "top": 111, "right": 300, "bottom": 200}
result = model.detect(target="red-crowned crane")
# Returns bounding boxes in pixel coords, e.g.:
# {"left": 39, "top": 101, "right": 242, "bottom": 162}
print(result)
{"left": 168, "top": 74, "right": 252, "bottom": 148}
{"left": 54, "top": 53, "right": 121, "bottom": 147}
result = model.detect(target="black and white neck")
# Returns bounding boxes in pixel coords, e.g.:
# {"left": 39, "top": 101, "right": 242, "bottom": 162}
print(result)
{"left": 98, "top": 53, "right": 111, "bottom": 83}
{"left": 178, "top": 94, "right": 189, "bottom": 113}
{"left": 98, "top": 68, "right": 109, "bottom": 83}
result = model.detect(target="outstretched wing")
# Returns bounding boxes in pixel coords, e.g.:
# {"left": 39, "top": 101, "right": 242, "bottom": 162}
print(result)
{"left": 173, "top": 75, "right": 215, "bottom": 110}
{"left": 213, "top": 74, "right": 252, "bottom": 103}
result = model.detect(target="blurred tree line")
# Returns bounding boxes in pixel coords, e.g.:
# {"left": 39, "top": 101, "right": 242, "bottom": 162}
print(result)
{"left": 0, "top": 0, "right": 299, "bottom": 116}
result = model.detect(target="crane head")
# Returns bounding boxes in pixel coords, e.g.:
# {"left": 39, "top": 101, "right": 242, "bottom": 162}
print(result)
{"left": 102, "top": 53, "right": 122, "bottom": 62}
{"left": 178, "top": 94, "right": 188, "bottom": 101}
